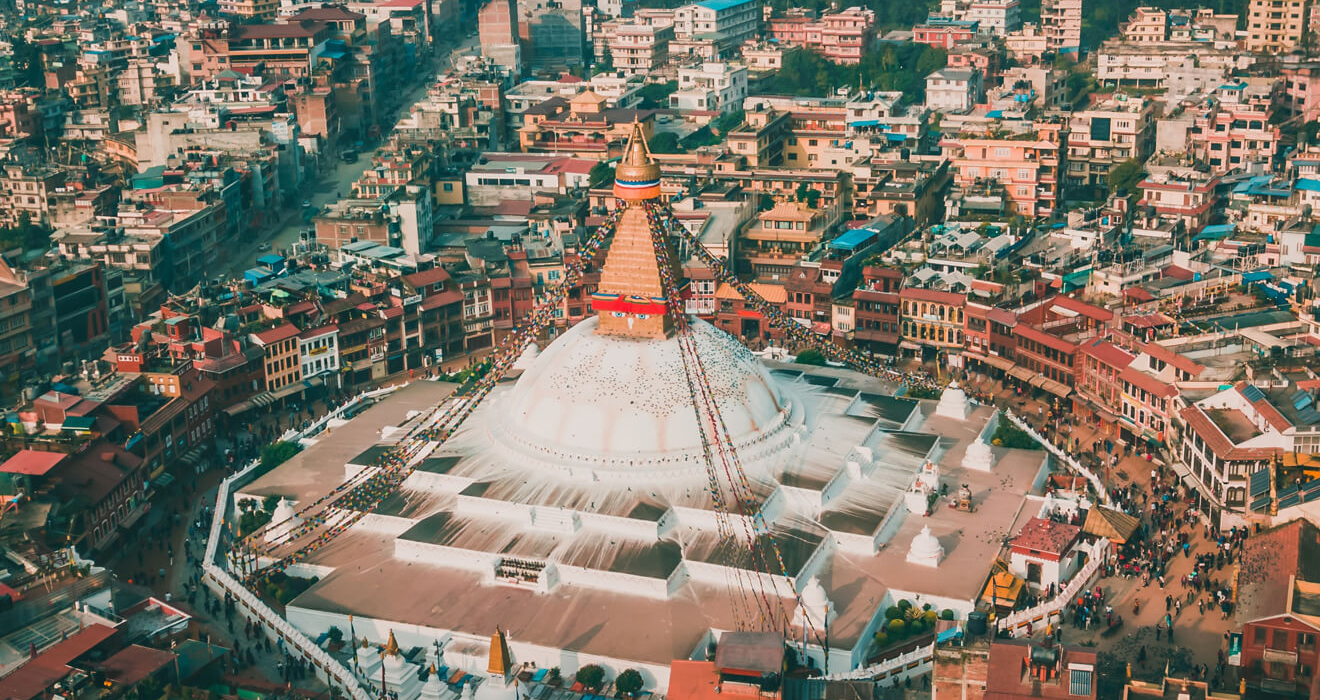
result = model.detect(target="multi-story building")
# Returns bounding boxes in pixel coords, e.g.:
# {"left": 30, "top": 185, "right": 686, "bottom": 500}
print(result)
{"left": 1137, "top": 172, "right": 1219, "bottom": 233}
{"left": 1237, "top": 518, "right": 1320, "bottom": 700}
{"left": 1189, "top": 82, "right": 1280, "bottom": 173}
{"left": 926, "top": 68, "right": 982, "bottom": 112}
{"left": 251, "top": 323, "right": 302, "bottom": 392}
{"left": 0, "top": 258, "right": 33, "bottom": 387}
{"left": 1245, "top": 0, "right": 1308, "bottom": 53}
{"left": 765, "top": 7, "right": 875, "bottom": 63}
{"left": 899, "top": 287, "right": 966, "bottom": 356}
{"left": 852, "top": 265, "right": 903, "bottom": 353}
{"left": 939, "top": 120, "right": 1065, "bottom": 217}
{"left": 739, "top": 201, "right": 833, "bottom": 281}
{"left": 1063, "top": 95, "right": 1154, "bottom": 188}
{"left": 1041, "top": 0, "right": 1081, "bottom": 57}
{"left": 670, "top": 61, "right": 747, "bottom": 113}
{"left": 1004, "top": 23, "right": 1049, "bottom": 62}
{"left": 608, "top": 23, "right": 673, "bottom": 75}
{"left": 912, "top": 16, "right": 979, "bottom": 49}
{"left": 1178, "top": 383, "right": 1293, "bottom": 511}
{"left": 1119, "top": 6, "right": 1167, "bottom": 41}
{"left": 519, "top": 0, "right": 585, "bottom": 68}
{"left": 478, "top": 0, "right": 521, "bottom": 72}
{"left": 518, "top": 91, "right": 650, "bottom": 158}
{"left": 672, "top": 0, "right": 761, "bottom": 57}
{"left": 1097, "top": 39, "right": 1247, "bottom": 91}
{"left": 220, "top": 0, "right": 281, "bottom": 22}
{"left": 937, "top": 0, "right": 1021, "bottom": 34}
{"left": 298, "top": 325, "right": 340, "bottom": 385}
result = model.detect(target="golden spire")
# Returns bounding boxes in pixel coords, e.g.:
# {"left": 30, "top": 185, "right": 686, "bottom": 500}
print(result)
{"left": 593, "top": 118, "right": 676, "bottom": 340}
{"left": 384, "top": 630, "right": 400, "bottom": 657}
{"left": 487, "top": 628, "right": 511, "bottom": 676}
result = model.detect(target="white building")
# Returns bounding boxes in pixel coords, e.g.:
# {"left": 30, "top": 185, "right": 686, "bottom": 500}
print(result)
{"left": 1007, "top": 517, "right": 1085, "bottom": 591}
{"left": 299, "top": 325, "right": 341, "bottom": 382}
{"left": 673, "top": 0, "right": 761, "bottom": 56}
{"left": 669, "top": 61, "right": 748, "bottom": 112}
{"left": 925, "top": 68, "right": 982, "bottom": 113}
{"left": 940, "top": 0, "right": 1021, "bottom": 35}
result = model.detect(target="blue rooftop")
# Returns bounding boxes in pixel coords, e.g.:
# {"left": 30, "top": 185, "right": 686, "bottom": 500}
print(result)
{"left": 696, "top": 0, "right": 751, "bottom": 11}
{"left": 1297, "top": 178, "right": 1320, "bottom": 192}
{"left": 830, "top": 228, "right": 876, "bottom": 252}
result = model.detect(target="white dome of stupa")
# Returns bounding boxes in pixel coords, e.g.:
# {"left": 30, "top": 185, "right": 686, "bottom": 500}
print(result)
{"left": 491, "top": 315, "right": 794, "bottom": 479}
{"left": 263, "top": 498, "right": 301, "bottom": 543}
{"left": 935, "top": 381, "right": 970, "bottom": 420}
{"left": 963, "top": 436, "right": 994, "bottom": 471}
{"left": 905, "top": 525, "right": 945, "bottom": 568}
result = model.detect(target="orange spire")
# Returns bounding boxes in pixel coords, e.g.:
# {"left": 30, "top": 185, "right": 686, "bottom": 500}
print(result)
{"left": 593, "top": 121, "right": 677, "bottom": 340}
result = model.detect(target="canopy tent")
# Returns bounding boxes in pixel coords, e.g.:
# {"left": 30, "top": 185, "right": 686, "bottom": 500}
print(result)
{"left": 981, "top": 567, "right": 1025, "bottom": 609}
{"left": 1082, "top": 505, "right": 1140, "bottom": 545}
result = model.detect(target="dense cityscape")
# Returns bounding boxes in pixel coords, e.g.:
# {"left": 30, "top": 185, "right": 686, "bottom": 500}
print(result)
{"left": 0, "top": 0, "right": 1314, "bottom": 698}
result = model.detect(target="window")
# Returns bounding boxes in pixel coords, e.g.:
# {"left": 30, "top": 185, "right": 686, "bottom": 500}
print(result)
{"left": 1068, "top": 668, "right": 1092, "bottom": 696}
{"left": 1254, "top": 627, "right": 1267, "bottom": 644}
{"left": 1274, "top": 630, "right": 1289, "bottom": 649}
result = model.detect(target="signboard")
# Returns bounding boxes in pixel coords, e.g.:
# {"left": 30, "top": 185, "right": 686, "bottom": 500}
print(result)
{"left": 403, "top": 294, "right": 422, "bottom": 306}
{"left": 1227, "top": 633, "right": 1242, "bottom": 667}
{"left": 1262, "top": 648, "right": 1297, "bottom": 665}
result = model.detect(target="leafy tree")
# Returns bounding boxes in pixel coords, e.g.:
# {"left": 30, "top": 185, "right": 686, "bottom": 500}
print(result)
{"left": 596, "top": 47, "right": 614, "bottom": 75}
{"left": 638, "top": 81, "right": 678, "bottom": 109}
{"left": 804, "top": 189, "right": 821, "bottom": 209}
{"left": 327, "top": 626, "right": 344, "bottom": 643}
{"left": 575, "top": 665, "right": 606, "bottom": 690}
{"left": 259, "top": 441, "right": 302, "bottom": 474}
{"left": 915, "top": 48, "right": 948, "bottom": 76}
{"left": 795, "top": 348, "right": 828, "bottom": 365}
{"left": 992, "top": 421, "right": 1041, "bottom": 450}
{"left": 758, "top": 194, "right": 776, "bottom": 211}
{"left": 884, "top": 605, "right": 903, "bottom": 620}
{"left": 1107, "top": 158, "right": 1144, "bottom": 196}
{"left": 680, "top": 126, "right": 719, "bottom": 149}
{"left": 872, "top": 631, "right": 889, "bottom": 649}
{"left": 648, "top": 132, "right": 684, "bottom": 154}
{"left": 589, "top": 160, "right": 614, "bottom": 187}
{"left": 711, "top": 109, "right": 745, "bottom": 135}
{"left": 615, "top": 669, "right": 644, "bottom": 697}
{"left": 940, "top": 609, "right": 955, "bottom": 620}
{"left": 887, "top": 618, "right": 906, "bottom": 637}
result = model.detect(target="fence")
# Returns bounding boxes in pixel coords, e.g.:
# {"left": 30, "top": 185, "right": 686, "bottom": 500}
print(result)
{"left": 824, "top": 642, "right": 934, "bottom": 683}
{"left": 994, "top": 538, "right": 1111, "bottom": 635}
{"left": 202, "top": 385, "right": 403, "bottom": 700}
{"left": 1002, "top": 410, "right": 1112, "bottom": 507}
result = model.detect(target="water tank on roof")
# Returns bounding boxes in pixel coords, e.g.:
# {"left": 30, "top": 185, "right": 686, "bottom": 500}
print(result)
{"left": 966, "top": 611, "right": 988, "bottom": 635}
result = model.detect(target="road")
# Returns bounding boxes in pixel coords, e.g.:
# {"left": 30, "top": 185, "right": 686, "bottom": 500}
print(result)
{"left": 221, "top": 33, "right": 481, "bottom": 277}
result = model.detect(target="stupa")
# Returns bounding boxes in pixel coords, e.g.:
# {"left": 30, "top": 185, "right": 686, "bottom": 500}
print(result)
{"left": 935, "top": 381, "right": 971, "bottom": 420}
{"left": 963, "top": 436, "right": 995, "bottom": 471}
{"left": 263, "top": 498, "right": 301, "bottom": 543}
{"left": 244, "top": 124, "right": 1051, "bottom": 690}
{"left": 905, "top": 525, "right": 945, "bottom": 568}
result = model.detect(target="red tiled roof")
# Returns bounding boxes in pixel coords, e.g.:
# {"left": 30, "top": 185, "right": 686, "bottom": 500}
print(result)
{"left": 985, "top": 641, "right": 1098, "bottom": 700}
{"left": 1079, "top": 337, "right": 1134, "bottom": 370}
{"left": 98, "top": 645, "right": 175, "bottom": 687}
{"left": 899, "top": 287, "right": 966, "bottom": 305}
{"left": 421, "top": 290, "right": 465, "bottom": 310}
{"left": 1162, "top": 265, "right": 1196, "bottom": 280}
{"left": 0, "top": 625, "right": 118, "bottom": 700}
{"left": 986, "top": 308, "right": 1018, "bottom": 326}
{"left": 1119, "top": 366, "right": 1176, "bottom": 399}
{"left": 1010, "top": 517, "right": 1081, "bottom": 556}
{"left": 1015, "top": 323, "right": 1077, "bottom": 354}
{"left": 1123, "top": 313, "right": 1170, "bottom": 329}
{"left": 1235, "top": 381, "right": 1292, "bottom": 432}
{"left": 667, "top": 660, "right": 721, "bottom": 700}
{"left": 404, "top": 267, "right": 452, "bottom": 288}
{"left": 298, "top": 324, "right": 337, "bottom": 340}
{"left": 1048, "top": 294, "right": 1112, "bottom": 323}
{"left": 288, "top": 6, "right": 363, "bottom": 20}
{"left": 0, "top": 450, "right": 67, "bottom": 476}
{"left": 252, "top": 323, "right": 299, "bottom": 345}
{"left": 1125, "top": 285, "right": 1153, "bottom": 303}
{"left": 233, "top": 20, "right": 327, "bottom": 39}
{"left": 1142, "top": 342, "right": 1205, "bottom": 376}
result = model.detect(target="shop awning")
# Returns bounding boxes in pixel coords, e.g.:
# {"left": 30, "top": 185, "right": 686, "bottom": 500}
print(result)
{"left": 1007, "top": 365, "right": 1035, "bottom": 383}
{"left": 62, "top": 416, "right": 96, "bottom": 431}
{"left": 982, "top": 354, "right": 1014, "bottom": 371}
{"left": 1038, "top": 378, "right": 1073, "bottom": 398}
{"left": 1082, "top": 505, "right": 1140, "bottom": 545}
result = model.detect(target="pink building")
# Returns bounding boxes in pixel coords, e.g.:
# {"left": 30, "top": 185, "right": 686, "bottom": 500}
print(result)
{"left": 912, "top": 18, "right": 978, "bottom": 49}
{"left": 765, "top": 7, "right": 875, "bottom": 64}
{"left": 1137, "top": 174, "right": 1219, "bottom": 233}
{"left": 939, "top": 120, "right": 1064, "bottom": 217}
{"left": 1190, "top": 83, "right": 1280, "bottom": 173}
{"left": 1282, "top": 62, "right": 1320, "bottom": 123}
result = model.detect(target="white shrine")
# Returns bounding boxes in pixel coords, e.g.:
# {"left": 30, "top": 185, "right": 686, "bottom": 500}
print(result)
{"left": 963, "top": 436, "right": 995, "bottom": 471}
{"left": 263, "top": 498, "right": 302, "bottom": 543}
{"left": 935, "top": 381, "right": 971, "bottom": 420}
{"left": 905, "top": 525, "right": 945, "bottom": 568}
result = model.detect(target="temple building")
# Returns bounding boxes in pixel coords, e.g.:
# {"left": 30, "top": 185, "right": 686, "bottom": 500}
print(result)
{"left": 238, "top": 127, "right": 1055, "bottom": 692}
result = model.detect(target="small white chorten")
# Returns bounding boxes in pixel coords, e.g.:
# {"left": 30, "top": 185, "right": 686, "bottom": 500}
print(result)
{"left": 935, "top": 381, "right": 971, "bottom": 420}
{"left": 264, "top": 498, "right": 301, "bottom": 543}
{"left": 793, "top": 576, "right": 836, "bottom": 629}
{"left": 906, "top": 525, "right": 945, "bottom": 568}
{"left": 419, "top": 665, "right": 445, "bottom": 700}
{"left": 962, "top": 437, "right": 995, "bottom": 471}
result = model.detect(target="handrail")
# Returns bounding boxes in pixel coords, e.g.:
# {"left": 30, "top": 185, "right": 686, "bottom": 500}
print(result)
{"left": 1002, "top": 409, "right": 1112, "bottom": 506}
{"left": 202, "top": 386, "right": 402, "bottom": 700}
{"left": 994, "top": 538, "right": 1111, "bottom": 633}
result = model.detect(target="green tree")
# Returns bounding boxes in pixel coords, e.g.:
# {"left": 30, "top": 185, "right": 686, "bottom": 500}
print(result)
{"left": 758, "top": 194, "right": 776, "bottom": 211}
{"left": 596, "top": 47, "right": 614, "bottom": 75}
{"left": 992, "top": 421, "right": 1041, "bottom": 450}
{"left": 615, "top": 669, "right": 644, "bottom": 697}
{"left": 915, "top": 48, "right": 948, "bottom": 75}
{"left": 638, "top": 81, "right": 678, "bottom": 109}
{"left": 575, "top": 665, "right": 606, "bottom": 690}
{"left": 259, "top": 441, "right": 302, "bottom": 474}
{"left": 648, "top": 132, "right": 684, "bottom": 154}
{"left": 588, "top": 160, "right": 614, "bottom": 187}
{"left": 711, "top": 109, "right": 745, "bottom": 135}
{"left": 1107, "top": 158, "right": 1145, "bottom": 196}
{"left": 888, "top": 618, "right": 906, "bottom": 638}
{"left": 795, "top": 348, "right": 828, "bottom": 365}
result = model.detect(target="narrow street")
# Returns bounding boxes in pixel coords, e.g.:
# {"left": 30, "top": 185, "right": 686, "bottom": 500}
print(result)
{"left": 221, "top": 32, "right": 481, "bottom": 278}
